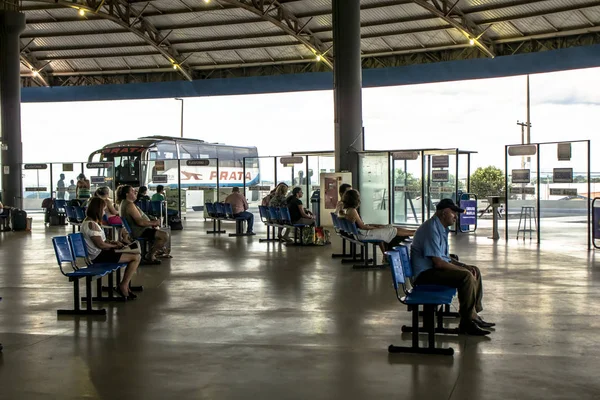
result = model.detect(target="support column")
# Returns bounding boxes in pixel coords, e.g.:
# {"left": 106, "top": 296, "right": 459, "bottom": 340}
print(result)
{"left": 0, "top": 10, "right": 26, "bottom": 207}
{"left": 332, "top": 0, "right": 363, "bottom": 188}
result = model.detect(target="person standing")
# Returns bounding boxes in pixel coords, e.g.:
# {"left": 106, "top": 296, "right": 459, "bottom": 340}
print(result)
{"left": 76, "top": 173, "right": 91, "bottom": 202}
{"left": 56, "top": 174, "right": 66, "bottom": 200}
{"left": 225, "top": 187, "right": 254, "bottom": 234}
{"left": 67, "top": 180, "right": 77, "bottom": 200}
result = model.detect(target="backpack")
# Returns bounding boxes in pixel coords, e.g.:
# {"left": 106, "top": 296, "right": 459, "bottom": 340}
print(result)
{"left": 168, "top": 215, "right": 183, "bottom": 230}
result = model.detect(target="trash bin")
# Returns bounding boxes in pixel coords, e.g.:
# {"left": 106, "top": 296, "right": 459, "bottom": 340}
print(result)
{"left": 310, "top": 189, "right": 320, "bottom": 226}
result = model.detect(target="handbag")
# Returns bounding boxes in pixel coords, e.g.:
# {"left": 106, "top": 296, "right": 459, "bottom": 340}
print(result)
{"left": 114, "top": 241, "right": 141, "bottom": 254}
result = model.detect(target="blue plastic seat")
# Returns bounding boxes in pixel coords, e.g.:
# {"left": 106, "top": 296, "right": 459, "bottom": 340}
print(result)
{"left": 68, "top": 232, "right": 125, "bottom": 272}
{"left": 385, "top": 249, "right": 455, "bottom": 356}
{"left": 279, "top": 207, "right": 308, "bottom": 227}
{"left": 52, "top": 236, "right": 108, "bottom": 316}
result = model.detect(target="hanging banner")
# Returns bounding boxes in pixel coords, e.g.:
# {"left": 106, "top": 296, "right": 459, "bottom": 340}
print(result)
{"left": 431, "top": 155, "right": 449, "bottom": 168}
{"left": 512, "top": 169, "right": 530, "bottom": 183}
{"left": 460, "top": 200, "right": 477, "bottom": 225}
{"left": 553, "top": 168, "right": 573, "bottom": 183}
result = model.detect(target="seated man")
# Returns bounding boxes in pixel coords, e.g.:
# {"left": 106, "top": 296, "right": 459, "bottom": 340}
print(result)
{"left": 410, "top": 199, "right": 495, "bottom": 336}
{"left": 224, "top": 187, "right": 254, "bottom": 234}
{"left": 287, "top": 187, "right": 315, "bottom": 226}
{"left": 151, "top": 185, "right": 166, "bottom": 202}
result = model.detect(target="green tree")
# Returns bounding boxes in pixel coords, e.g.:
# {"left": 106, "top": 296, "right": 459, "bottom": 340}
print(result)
{"left": 470, "top": 166, "right": 505, "bottom": 199}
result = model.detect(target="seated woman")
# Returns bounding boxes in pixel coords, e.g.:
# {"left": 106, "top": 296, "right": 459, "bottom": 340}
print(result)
{"left": 117, "top": 185, "right": 168, "bottom": 264}
{"left": 268, "top": 183, "right": 292, "bottom": 242}
{"left": 339, "top": 189, "right": 415, "bottom": 255}
{"left": 81, "top": 197, "right": 141, "bottom": 299}
{"left": 87, "top": 187, "right": 122, "bottom": 225}
{"left": 287, "top": 187, "right": 315, "bottom": 226}
{"left": 334, "top": 183, "right": 352, "bottom": 215}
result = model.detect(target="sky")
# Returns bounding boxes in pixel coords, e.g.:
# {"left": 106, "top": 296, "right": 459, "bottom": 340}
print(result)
{"left": 20, "top": 66, "right": 600, "bottom": 173}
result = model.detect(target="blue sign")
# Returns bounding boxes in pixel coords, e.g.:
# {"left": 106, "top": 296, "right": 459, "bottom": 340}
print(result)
{"left": 460, "top": 200, "right": 477, "bottom": 225}
{"left": 594, "top": 208, "right": 600, "bottom": 239}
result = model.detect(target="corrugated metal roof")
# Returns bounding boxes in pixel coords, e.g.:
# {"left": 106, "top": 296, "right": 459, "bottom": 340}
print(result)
{"left": 18, "top": 0, "right": 600, "bottom": 84}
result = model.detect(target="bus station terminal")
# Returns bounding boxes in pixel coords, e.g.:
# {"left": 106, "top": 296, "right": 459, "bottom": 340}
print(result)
{"left": 1, "top": 1, "right": 600, "bottom": 399}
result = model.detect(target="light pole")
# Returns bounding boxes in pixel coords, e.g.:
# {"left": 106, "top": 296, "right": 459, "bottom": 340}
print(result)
{"left": 175, "top": 98, "right": 184, "bottom": 138}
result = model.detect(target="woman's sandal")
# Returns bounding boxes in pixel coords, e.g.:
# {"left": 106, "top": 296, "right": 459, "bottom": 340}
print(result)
{"left": 114, "top": 286, "right": 128, "bottom": 300}
{"left": 143, "top": 256, "right": 162, "bottom": 265}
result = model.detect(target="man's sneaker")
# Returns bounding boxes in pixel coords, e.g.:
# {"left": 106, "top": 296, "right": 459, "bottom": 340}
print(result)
{"left": 459, "top": 322, "right": 491, "bottom": 336}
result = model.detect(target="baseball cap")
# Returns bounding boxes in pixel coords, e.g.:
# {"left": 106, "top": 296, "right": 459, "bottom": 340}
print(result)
{"left": 436, "top": 198, "right": 464, "bottom": 213}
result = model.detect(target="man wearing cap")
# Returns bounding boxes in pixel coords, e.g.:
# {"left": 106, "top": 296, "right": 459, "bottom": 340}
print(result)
{"left": 410, "top": 198, "right": 495, "bottom": 336}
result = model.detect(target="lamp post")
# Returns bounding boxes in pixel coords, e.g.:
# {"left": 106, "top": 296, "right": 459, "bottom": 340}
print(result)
{"left": 175, "top": 98, "right": 184, "bottom": 138}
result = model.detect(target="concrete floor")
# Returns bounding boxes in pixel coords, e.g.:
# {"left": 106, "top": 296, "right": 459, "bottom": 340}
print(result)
{"left": 1, "top": 215, "right": 600, "bottom": 400}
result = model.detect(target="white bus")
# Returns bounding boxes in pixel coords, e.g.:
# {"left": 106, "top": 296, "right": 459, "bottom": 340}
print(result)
{"left": 88, "top": 136, "right": 259, "bottom": 209}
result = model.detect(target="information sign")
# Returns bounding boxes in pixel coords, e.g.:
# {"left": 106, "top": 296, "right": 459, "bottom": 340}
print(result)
{"left": 24, "top": 164, "right": 47, "bottom": 170}
{"left": 25, "top": 187, "right": 47, "bottom": 192}
{"left": 460, "top": 200, "right": 477, "bottom": 225}
{"left": 549, "top": 188, "right": 577, "bottom": 196}
{"left": 510, "top": 187, "right": 535, "bottom": 195}
{"left": 512, "top": 169, "right": 530, "bottom": 183}
{"left": 508, "top": 145, "right": 537, "bottom": 156}
{"left": 431, "top": 155, "right": 449, "bottom": 168}
{"left": 553, "top": 168, "right": 573, "bottom": 183}
{"left": 152, "top": 175, "right": 168, "bottom": 183}
{"left": 557, "top": 143, "right": 572, "bottom": 161}
{"left": 155, "top": 161, "right": 165, "bottom": 171}
{"left": 392, "top": 151, "right": 419, "bottom": 160}
{"left": 249, "top": 186, "right": 271, "bottom": 191}
{"left": 431, "top": 170, "right": 449, "bottom": 182}
{"left": 279, "top": 157, "right": 304, "bottom": 165}
{"left": 86, "top": 162, "right": 112, "bottom": 169}
{"left": 394, "top": 186, "right": 406, "bottom": 192}
{"left": 63, "top": 163, "right": 74, "bottom": 172}
{"left": 91, "top": 176, "right": 106, "bottom": 184}
{"left": 594, "top": 208, "right": 600, "bottom": 239}
{"left": 186, "top": 159, "right": 210, "bottom": 166}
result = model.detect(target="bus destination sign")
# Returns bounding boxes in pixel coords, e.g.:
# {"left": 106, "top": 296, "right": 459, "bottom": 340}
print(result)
{"left": 186, "top": 160, "right": 211, "bottom": 166}
{"left": 87, "top": 162, "right": 112, "bottom": 169}
{"left": 24, "top": 164, "right": 47, "bottom": 170}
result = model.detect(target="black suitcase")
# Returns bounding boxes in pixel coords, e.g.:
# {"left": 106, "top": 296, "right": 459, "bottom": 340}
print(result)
{"left": 11, "top": 209, "right": 27, "bottom": 231}
{"left": 48, "top": 208, "right": 66, "bottom": 226}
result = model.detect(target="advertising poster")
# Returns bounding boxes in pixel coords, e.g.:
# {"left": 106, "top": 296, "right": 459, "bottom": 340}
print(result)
{"left": 460, "top": 200, "right": 477, "bottom": 225}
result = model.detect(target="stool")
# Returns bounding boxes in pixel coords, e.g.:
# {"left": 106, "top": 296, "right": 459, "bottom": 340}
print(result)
{"left": 517, "top": 206, "right": 537, "bottom": 240}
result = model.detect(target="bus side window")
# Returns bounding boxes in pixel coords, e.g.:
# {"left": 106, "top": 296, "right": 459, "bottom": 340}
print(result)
{"left": 156, "top": 141, "right": 177, "bottom": 159}
{"left": 217, "top": 147, "right": 234, "bottom": 167}
{"left": 179, "top": 143, "right": 199, "bottom": 159}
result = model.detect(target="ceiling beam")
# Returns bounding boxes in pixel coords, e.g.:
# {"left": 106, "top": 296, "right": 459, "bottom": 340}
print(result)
{"left": 24, "top": 0, "right": 193, "bottom": 80}
{"left": 409, "top": 0, "right": 496, "bottom": 57}
{"left": 214, "top": 0, "right": 332, "bottom": 69}
{"left": 19, "top": 53, "right": 50, "bottom": 86}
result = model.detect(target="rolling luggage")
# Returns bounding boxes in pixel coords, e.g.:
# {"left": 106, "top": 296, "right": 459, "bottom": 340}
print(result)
{"left": 11, "top": 209, "right": 28, "bottom": 231}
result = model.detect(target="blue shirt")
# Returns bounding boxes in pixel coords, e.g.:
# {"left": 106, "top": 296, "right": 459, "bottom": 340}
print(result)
{"left": 410, "top": 215, "right": 451, "bottom": 278}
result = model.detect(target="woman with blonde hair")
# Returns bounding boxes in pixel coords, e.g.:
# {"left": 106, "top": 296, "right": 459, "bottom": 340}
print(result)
{"left": 269, "top": 183, "right": 291, "bottom": 242}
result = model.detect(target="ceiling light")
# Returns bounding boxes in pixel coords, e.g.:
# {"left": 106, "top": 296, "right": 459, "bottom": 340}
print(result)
{"left": 78, "top": 8, "right": 85, "bottom": 16}
{"left": 203, "top": 0, "right": 210, "bottom": 3}
{"left": 173, "top": 64, "right": 179, "bottom": 70}
{"left": 469, "top": 38, "right": 475, "bottom": 46}
{"left": 315, "top": 55, "right": 322, "bottom": 62}
{"left": 32, "top": 70, "right": 39, "bottom": 77}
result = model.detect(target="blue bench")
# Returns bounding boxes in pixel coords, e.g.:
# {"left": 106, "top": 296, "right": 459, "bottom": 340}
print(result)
{"left": 68, "top": 232, "right": 138, "bottom": 302}
{"left": 53, "top": 236, "right": 111, "bottom": 316}
{"left": 205, "top": 202, "right": 253, "bottom": 237}
{"left": 394, "top": 245, "right": 460, "bottom": 323}
{"left": 258, "top": 205, "right": 280, "bottom": 243}
{"left": 337, "top": 218, "right": 384, "bottom": 269}
{"left": 386, "top": 248, "right": 456, "bottom": 355}
{"left": 330, "top": 213, "right": 369, "bottom": 264}
{"left": 278, "top": 207, "right": 312, "bottom": 245}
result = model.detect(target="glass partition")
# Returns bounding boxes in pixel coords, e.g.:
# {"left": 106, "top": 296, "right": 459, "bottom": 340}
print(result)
{"left": 307, "top": 154, "right": 335, "bottom": 195}
{"left": 391, "top": 152, "right": 423, "bottom": 225}
{"left": 180, "top": 158, "right": 219, "bottom": 214}
{"left": 505, "top": 144, "right": 539, "bottom": 241}
{"left": 51, "top": 162, "right": 83, "bottom": 201}
{"left": 83, "top": 161, "right": 115, "bottom": 199}
{"left": 538, "top": 141, "right": 590, "bottom": 247}
{"left": 358, "top": 152, "right": 389, "bottom": 225}
{"left": 423, "top": 149, "right": 459, "bottom": 220}
{"left": 245, "top": 157, "right": 275, "bottom": 209}
{"left": 277, "top": 156, "right": 308, "bottom": 205}
{"left": 22, "top": 163, "right": 51, "bottom": 211}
